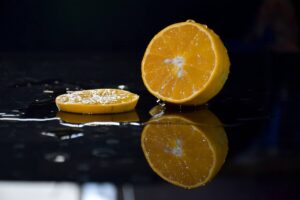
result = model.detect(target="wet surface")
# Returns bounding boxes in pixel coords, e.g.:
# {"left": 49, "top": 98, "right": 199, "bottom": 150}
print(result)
{"left": 0, "top": 53, "right": 300, "bottom": 199}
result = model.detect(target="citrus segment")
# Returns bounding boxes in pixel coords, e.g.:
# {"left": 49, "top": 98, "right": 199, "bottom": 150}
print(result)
{"left": 55, "top": 89, "right": 139, "bottom": 114}
{"left": 142, "top": 21, "right": 230, "bottom": 105}
{"left": 141, "top": 109, "right": 228, "bottom": 189}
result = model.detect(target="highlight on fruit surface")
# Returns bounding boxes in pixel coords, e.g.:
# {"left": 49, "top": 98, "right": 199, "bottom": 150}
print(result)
{"left": 141, "top": 108, "right": 228, "bottom": 189}
{"left": 142, "top": 20, "right": 230, "bottom": 105}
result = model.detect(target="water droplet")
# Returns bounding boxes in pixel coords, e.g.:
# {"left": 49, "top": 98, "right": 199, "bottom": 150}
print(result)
{"left": 66, "top": 90, "right": 74, "bottom": 94}
{"left": 164, "top": 58, "right": 172, "bottom": 64}
{"left": 41, "top": 131, "right": 56, "bottom": 137}
{"left": 82, "top": 99, "right": 90, "bottom": 104}
{"left": 43, "top": 90, "right": 54, "bottom": 94}
{"left": 92, "top": 148, "right": 116, "bottom": 158}
{"left": 149, "top": 104, "right": 166, "bottom": 118}
{"left": 186, "top": 19, "right": 195, "bottom": 23}
{"left": 118, "top": 84, "right": 128, "bottom": 90}
{"left": 0, "top": 113, "right": 20, "bottom": 117}
{"left": 45, "top": 152, "right": 69, "bottom": 163}
{"left": 61, "top": 132, "right": 84, "bottom": 140}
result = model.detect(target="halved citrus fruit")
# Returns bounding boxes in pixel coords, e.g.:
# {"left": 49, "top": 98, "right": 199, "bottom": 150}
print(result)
{"left": 141, "top": 20, "right": 230, "bottom": 105}
{"left": 55, "top": 89, "right": 139, "bottom": 114}
{"left": 57, "top": 110, "right": 139, "bottom": 123}
{"left": 141, "top": 109, "right": 228, "bottom": 189}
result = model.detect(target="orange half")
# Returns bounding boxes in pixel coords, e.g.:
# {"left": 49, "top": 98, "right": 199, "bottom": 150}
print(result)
{"left": 142, "top": 20, "right": 230, "bottom": 105}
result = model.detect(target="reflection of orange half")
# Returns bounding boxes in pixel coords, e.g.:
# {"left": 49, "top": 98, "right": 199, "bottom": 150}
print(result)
{"left": 141, "top": 109, "right": 228, "bottom": 189}
{"left": 57, "top": 111, "right": 139, "bottom": 123}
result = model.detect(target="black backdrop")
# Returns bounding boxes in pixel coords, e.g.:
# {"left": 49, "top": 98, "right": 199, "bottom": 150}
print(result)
{"left": 0, "top": 0, "right": 266, "bottom": 52}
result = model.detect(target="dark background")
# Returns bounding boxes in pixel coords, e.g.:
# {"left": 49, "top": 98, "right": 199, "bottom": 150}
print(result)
{"left": 0, "top": 1, "right": 300, "bottom": 199}
{"left": 0, "top": 0, "right": 299, "bottom": 53}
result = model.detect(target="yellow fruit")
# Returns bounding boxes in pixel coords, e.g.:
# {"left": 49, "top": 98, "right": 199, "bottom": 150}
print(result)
{"left": 141, "top": 109, "right": 228, "bottom": 189}
{"left": 55, "top": 89, "right": 139, "bottom": 114}
{"left": 141, "top": 20, "right": 230, "bottom": 105}
{"left": 57, "top": 111, "right": 139, "bottom": 123}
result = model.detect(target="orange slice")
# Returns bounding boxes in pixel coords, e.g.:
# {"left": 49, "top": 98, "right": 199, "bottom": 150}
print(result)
{"left": 57, "top": 111, "right": 139, "bottom": 123}
{"left": 141, "top": 20, "right": 230, "bottom": 105}
{"left": 55, "top": 89, "right": 139, "bottom": 114}
{"left": 141, "top": 109, "right": 228, "bottom": 189}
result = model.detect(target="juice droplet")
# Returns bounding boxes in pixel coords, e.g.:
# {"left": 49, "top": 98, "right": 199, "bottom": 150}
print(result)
{"left": 186, "top": 19, "right": 195, "bottom": 23}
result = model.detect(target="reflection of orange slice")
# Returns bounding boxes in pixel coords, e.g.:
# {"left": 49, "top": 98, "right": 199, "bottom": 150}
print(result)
{"left": 142, "top": 20, "right": 230, "bottom": 105}
{"left": 141, "top": 109, "right": 228, "bottom": 189}
{"left": 57, "top": 111, "right": 139, "bottom": 123}
{"left": 55, "top": 89, "right": 139, "bottom": 114}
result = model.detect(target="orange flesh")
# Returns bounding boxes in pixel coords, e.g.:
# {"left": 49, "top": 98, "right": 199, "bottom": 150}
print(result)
{"left": 142, "top": 21, "right": 230, "bottom": 104}
{"left": 142, "top": 117, "right": 214, "bottom": 187}
{"left": 55, "top": 89, "right": 139, "bottom": 114}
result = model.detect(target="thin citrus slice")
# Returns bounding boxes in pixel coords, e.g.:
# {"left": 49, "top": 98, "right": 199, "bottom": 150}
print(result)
{"left": 55, "top": 89, "right": 139, "bottom": 114}
{"left": 141, "top": 109, "right": 228, "bottom": 189}
{"left": 142, "top": 20, "right": 230, "bottom": 105}
{"left": 57, "top": 110, "right": 139, "bottom": 123}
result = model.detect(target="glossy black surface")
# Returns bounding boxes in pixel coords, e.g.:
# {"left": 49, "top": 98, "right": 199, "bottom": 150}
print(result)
{"left": 0, "top": 53, "right": 300, "bottom": 199}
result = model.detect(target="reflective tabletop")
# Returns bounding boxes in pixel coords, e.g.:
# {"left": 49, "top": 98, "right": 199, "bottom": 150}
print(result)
{"left": 0, "top": 53, "right": 299, "bottom": 199}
